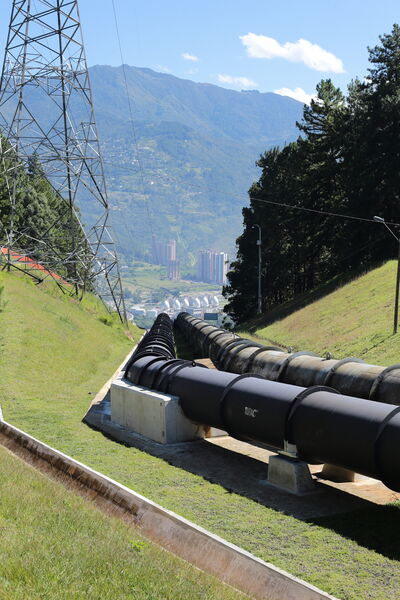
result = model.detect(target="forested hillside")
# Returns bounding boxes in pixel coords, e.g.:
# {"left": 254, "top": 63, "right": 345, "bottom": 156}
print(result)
{"left": 88, "top": 66, "right": 302, "bottom": 263}
{"left": 224, "top": 24, "right": 400, "bottom": 323}
{"left": 0, "top": 139, "right": 86, "bottom": 280}
{"left": 0, "top": 66, "right": 301, "bottom": 266}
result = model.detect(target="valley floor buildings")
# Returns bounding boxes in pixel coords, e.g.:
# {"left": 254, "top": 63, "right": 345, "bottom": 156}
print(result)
{"left": 152, "top": 239, "right": 228, "bottom": 285}
{"left": 152, "top": 239, "right": 180, "bottom": 281}
{"left": 197, "top": 250, "right": 229, "bottom": 286}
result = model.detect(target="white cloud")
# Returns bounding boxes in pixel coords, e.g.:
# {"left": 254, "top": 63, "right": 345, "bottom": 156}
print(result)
{"left": 240, "top": 33, "right": 345, "bottom": 73}
{"left": 181, "top": 52, "right": 199, "bottom": 62}
{"left": 217, "top": 74, "right": 258, "bottom": 89}
{"left": 274, "top": 87, "right": 316, "bottom": 105}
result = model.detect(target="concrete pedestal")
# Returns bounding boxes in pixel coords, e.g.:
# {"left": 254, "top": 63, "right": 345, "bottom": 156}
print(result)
{"left": 321, "top": 464, "right": 355, "bottom": 482}
{"left": 111, "top": 379, "right": 205, "bottom": 444}
{"left": 268, "top": 454, "right": 316, "bottom": 495}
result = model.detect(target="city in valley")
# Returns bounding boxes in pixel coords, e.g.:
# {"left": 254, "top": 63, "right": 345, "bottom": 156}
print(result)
{"left": 125, "top": 238, "right": 230, "bottom": 327}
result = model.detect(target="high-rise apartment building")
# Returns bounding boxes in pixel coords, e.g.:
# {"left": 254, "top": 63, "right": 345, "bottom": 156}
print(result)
{"left": 197, "top": 250, "right": 228, "bottom": 285}
{"left": 214, "top": 252, "right": 229, "bottom": 285}
{"left": 167, "top": 260, "right": 180, "bottom": 281}
{"left": 153, "top": 239, "right": 177, "bottom": 266}
{"left": 152, "top": 239, "right": 180, "bottom": 281}
{"left": 197, "top": 250, "right": 214, "bottom": 282}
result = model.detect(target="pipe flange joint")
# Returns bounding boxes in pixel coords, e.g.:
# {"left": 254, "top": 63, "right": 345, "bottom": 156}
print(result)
{"left": 284, "top": 385, "right": 339, "bottom": 448}
{"left": 369, "top": 363, "right": 400, "bottom": 402}
{"left": 125, "top": 355, "right": 166, "bottom": 385}
{"left": 217, "top": 373, "right": 265, "bottom": 435}
{"left": 372, "top": 405, "right": 400, "bottom": 490}
{"left": 323, "top": 357, "right": 366, "bottom": 386}
{"left": 272, "top": 351, "right": 317, "bottom": 382}
{"left": 201, "top": 328, "right": 226, "bottom": 353}
{"left": 223, "top": 341, "right": 264, "bottom": 371}
{"left": 246, "top": 345, "right": 284, "bottom": 372}
{"left": 214, "top": 336, "right": 241, "bottom": 367}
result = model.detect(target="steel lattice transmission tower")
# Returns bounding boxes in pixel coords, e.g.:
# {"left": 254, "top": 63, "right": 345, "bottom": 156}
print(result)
{"left": 0, "top": 0, "right": 127, "bottom": 322}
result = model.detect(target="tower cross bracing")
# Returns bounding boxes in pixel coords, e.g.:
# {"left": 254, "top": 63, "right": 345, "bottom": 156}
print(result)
{"left": 0, "top": 0, "right": 127, "bottom": 322}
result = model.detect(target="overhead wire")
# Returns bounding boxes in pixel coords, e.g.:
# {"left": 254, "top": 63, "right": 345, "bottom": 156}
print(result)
{"left": 101, "top": 150, "right": 400, "bottom": 229}
{"left": 110, "top": 0, "right": 155, "bottom": 243}
{"left": 249, "top": 197, "right": 400, "bottom": 227}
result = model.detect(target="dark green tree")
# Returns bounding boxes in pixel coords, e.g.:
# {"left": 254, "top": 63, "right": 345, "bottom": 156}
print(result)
{"left": 224, "top": 26, "right": 400, "bottom": 324}
{"left": 0, "top": 140, "right": 90, "bottom": 284}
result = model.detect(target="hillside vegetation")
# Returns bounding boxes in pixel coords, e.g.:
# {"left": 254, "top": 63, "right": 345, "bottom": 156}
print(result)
{"left": 0, "top": 270, "right": 139, "bottom": 413}
{"left": 0, "top": 274, "right": 242, "bottom": 597}
{"left": 0, "top": 142, "right": 87, "bottom": 282}
{"left": 11, "top": 65, "right": 302, "bottom": 263}
{"left": 2, "top": 272, "right": 400, "bottom": 600}
{"left": 92, "top": 65, "right": 301, "bottom": 263}
{"left": 225, "top": 25, "right": 400, "bottom": 323}
{"left": 241, "top": 260, "right": 400, "bottom": 366}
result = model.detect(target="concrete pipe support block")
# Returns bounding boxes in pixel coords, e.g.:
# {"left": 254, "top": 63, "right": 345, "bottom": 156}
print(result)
{"left": 268, "top": 454, "right": 316, "bottom": 495}
{"left": 111, "top": 379, "right": 205, "bottom": 444}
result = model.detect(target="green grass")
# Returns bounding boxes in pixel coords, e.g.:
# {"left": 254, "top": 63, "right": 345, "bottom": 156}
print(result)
{"left": 0, "top": 446, "right": 244, "bottom": 600}
{"left": 1, "top": 269, "right": 400, "bottom": 600}
{"left": 0, "top": 270, "right": 139, "bottom": 405}
{"left": 240, "top": 260, "right": 400, "bottom": 365}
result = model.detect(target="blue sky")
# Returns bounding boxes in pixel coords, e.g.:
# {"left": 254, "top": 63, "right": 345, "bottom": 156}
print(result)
{"left": 0, "top": 1, "right": 399, "bottom": 103}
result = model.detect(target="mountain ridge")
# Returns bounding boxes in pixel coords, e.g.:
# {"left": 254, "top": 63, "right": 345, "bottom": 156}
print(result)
{"left": 87, "top": 65, "right": 303, "bottom": 265}
{"left": 90, "top": 64, "right": 302, "bottom": 145}
{"left": 0, "top": 64, "right": 304, "bottom": 266}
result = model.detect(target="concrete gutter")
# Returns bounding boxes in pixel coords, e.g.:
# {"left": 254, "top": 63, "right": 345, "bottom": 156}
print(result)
{"left": 0, "top": 417, "right": 339, "bottom": 600}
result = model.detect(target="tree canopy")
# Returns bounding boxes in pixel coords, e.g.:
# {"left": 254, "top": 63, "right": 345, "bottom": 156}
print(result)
{"left": 0, "top": 140, "right": 88, "bottom": 282}
{"left": 224, "top": 24, "right": 400, "bottom": 324}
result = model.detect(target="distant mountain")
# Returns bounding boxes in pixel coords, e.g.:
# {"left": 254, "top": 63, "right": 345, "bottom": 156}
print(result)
{"left": 89, "top": 65, "right": 302, "bottom": 146}
{"left": 3, "top": 65, "right": 304, "bottom": 267}
{"left": 85, "top": 66, "right": 303, "bottom": 265}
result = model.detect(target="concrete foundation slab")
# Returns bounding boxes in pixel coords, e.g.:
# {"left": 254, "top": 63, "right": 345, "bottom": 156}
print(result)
{"left": 268, "top": 454, "right": 316, "bottom": 495}
{"left": 111, "top": 379, "right": 205, "bottom": 444}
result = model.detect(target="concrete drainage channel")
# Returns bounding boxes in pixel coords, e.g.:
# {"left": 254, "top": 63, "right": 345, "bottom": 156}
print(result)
{"left": 0, "top": 417, "right": 339, "bottom": 600}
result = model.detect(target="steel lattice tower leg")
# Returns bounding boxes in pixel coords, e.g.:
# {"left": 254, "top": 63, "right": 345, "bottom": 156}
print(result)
{"left": 0, "top": 0, "right": 127, "bottom": 323}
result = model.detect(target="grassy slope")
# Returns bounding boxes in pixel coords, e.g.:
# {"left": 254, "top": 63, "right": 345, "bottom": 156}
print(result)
{"left": 0, "top": 446, "right": 243, "bottom": 600}
{"left": 1, "top": 271, "right": 400, "bottom": 600}
{"left": 241, "top": 260, "right": 400, "bottom": 365}
{"left": 0, "top": 271, "right": 138, "bottom": 408}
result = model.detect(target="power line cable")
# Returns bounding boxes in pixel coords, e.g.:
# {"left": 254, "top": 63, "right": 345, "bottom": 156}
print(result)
{"left": 249, "top": 197, "right": 400, "bottom": 227}
{"left": 102, "top": 152, "right": 400, "bottom": 229}
{"left": 110, "top": 0, "right": 155, "bottom": 241}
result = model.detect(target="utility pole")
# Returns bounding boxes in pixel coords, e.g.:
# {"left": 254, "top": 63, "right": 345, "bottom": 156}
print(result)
{"left": 396, "top": 241, "right": 400, "bottom": 335}
{"left": 0, "top": 0, "right": 127, "bottom": 323}
{"left": 253, "top": 224, "right": 262, "bottom": 315}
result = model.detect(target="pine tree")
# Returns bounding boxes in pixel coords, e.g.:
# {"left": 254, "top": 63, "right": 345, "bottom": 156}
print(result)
{"left": 224, "top": 26, "right": 400, "bottom": 324}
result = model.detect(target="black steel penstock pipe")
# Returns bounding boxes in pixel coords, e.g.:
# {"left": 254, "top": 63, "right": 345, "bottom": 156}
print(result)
{"left": 289, "top": 390, "right": 400, "bottom": 490}
{"left": 124, "top": 351, "right": 400, "bottom": 491}
{"left": 125, "top": 312, "right": 400, "bottom": 492}
{"left": 125, "top": 313, "right": 176, "bottom": 376}
{"left": 175, "top": 313, "right": 400, "bottom": 405}
{"left": 170, "top": 366, "right": 243, "bottom": 431}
